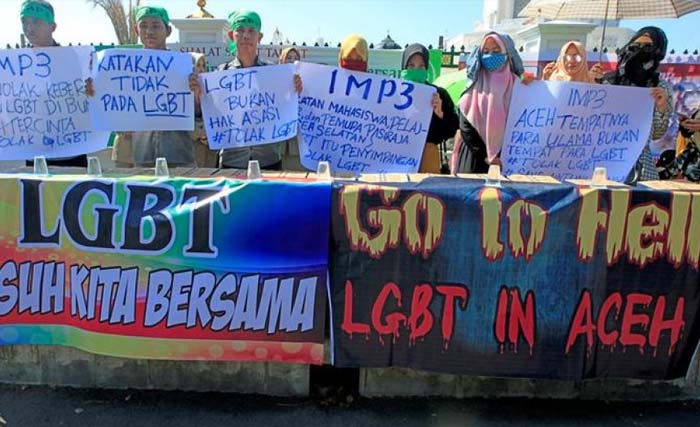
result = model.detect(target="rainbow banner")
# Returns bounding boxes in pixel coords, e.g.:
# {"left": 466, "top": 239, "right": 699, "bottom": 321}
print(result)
{"left": 0, "top": 174, "right": 330, "bottom": 364}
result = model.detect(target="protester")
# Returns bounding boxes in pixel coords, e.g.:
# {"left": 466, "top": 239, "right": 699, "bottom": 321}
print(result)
{"left": 600, "top": 27, "right": 673, "bottom": 183}
{"left": 542, "top": 41, "right": 601, "bottom": 83}
{"left": 401, "top": 43, "right": 458, "bottom": 173}
{"left": 450, "top": 32, "right": 532, "bottom": 173}
{"left": 20, "top": 0, "right": 57, "bottom": 47}
{"left": 126, "top": 6, "right": 196, "bottom": 168}
{"left": 206, "top": 10, "right": 303, "bottom": 170}
{"left": 339, "top": 34, "right": 369, "bottom": 72}
{"left": 21, "top": 0, "right": 88, "bottom": 168}
{"left": 190, "top": 53, "right": 218, "bottom": 168}
{"left": 279, "top": 47, "right": 301, "bottom": 64}
{"left": 89, "top": 5, "right": 197, "bottom": 168}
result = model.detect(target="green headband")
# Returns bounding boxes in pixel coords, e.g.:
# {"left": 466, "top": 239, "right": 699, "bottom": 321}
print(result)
{"left": 135, "top": 6, "right": 170, "bottom": 26}
{"left": 20, "top": 1, "right": 55, "bottom": 25}
{"left": 228, "top": 10, "right": 261, "bottom": 32}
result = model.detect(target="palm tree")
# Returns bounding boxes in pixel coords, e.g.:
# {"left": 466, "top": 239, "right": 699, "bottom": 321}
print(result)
{"left": 86, "top": 0, "right": 142, "bottom": 45}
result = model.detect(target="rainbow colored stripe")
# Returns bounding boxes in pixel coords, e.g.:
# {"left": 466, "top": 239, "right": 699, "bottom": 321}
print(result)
{"left": 0, "top": 174, "right": 330, "bottom": 364}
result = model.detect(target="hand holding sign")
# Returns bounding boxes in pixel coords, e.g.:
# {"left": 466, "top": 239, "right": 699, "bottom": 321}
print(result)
{"left": 521, "top": 73, "right": 536, "bottom": 85}
{"left": 189, "top": 72, "right": 201, "bottom": 99}
{"left": 543, "top": 63, "right": 556, "bottom": 80}
{"left": 589, "top": 63, "right": 604, "bottom": 81}
{"left": 85, "top": 78, "right": 95, "bottom": 97}
{"left": 681, "top": 118, "right": 700, "bottom": 132}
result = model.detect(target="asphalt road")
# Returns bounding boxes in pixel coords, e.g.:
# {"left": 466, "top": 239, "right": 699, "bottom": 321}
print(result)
{"left": 0, "top": 384, "right": 699, "bottom": 427}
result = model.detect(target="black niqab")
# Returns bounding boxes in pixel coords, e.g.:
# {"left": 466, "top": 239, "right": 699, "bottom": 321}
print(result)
{"left": 602, "top": 26, "right": 667, "bottom": 87}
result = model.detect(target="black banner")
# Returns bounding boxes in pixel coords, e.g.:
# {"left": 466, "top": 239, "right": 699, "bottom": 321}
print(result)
{"left": 330, "top": 178, "right": 700, "bottom": 380}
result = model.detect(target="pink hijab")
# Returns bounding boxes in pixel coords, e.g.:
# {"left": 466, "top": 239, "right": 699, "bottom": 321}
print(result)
{"left": 458, "top": 35, "right": 517, "bottom": 162}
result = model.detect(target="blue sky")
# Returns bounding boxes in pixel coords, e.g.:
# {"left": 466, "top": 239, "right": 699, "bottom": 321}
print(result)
{"left": 2, "top": 0, "right": 699, "bottom": 51}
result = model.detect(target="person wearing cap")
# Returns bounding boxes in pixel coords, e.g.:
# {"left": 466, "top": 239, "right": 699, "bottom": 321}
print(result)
{"left": 213, "top": 10, "right": 303, "bottom": 170}
{"left": 90, "top": 5, "right": 198, "bottom": 168}
{"left": 21, "top": 0, "right": 89, "bottom": 168}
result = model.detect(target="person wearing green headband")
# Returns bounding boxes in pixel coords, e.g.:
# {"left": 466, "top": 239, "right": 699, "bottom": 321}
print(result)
{"left": 135, "top": 5, "right": 172, "bottom": 50}
{"left": 206, "top": 9, "right": 302, "bottom": 170}
{"left": 87, "top": 4, "right": 200, "bottom": 168}
{"left": 20, "top": 0, "right": 58, "bottom": 48}
{"left": 126, "top": 5, "right": 196, "bottom": 167}
{"left": 401, "top": 43, "right": 458, "bottom": 174}
{"left": 226, "top": 10, "right": 263, "bottom": 68}
{"left": 22, "top": 1, "right": 91, "bottom": 168}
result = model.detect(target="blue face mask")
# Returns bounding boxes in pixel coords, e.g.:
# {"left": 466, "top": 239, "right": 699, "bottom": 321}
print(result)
{"left": 481, "top": 53, "right": 507, "bottom": 72}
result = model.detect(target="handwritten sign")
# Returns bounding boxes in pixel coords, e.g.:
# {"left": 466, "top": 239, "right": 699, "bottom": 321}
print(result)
{"left": 90, "top": 48, "right": 194, "bottom": 131}
{"left": 501, "top": 81, "right": 654, "bottom": 182}
{"left": 199, "top": 64, "right": 298, "bottom": 149}
{"left": 0, "top": 46, "right": 109, "bottom": 160}
{"left": 298, "top": 62, "right": 435, "bottom": 174}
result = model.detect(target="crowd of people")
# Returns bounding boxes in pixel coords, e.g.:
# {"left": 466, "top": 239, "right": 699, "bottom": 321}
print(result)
{"left": 16, "top": 0, "right": 700, "bottom": 182}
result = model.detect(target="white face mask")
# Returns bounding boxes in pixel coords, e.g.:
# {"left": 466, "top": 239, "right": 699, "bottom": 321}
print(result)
{"left": 643, "top": 60, "right": 655, "bottom": 70}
